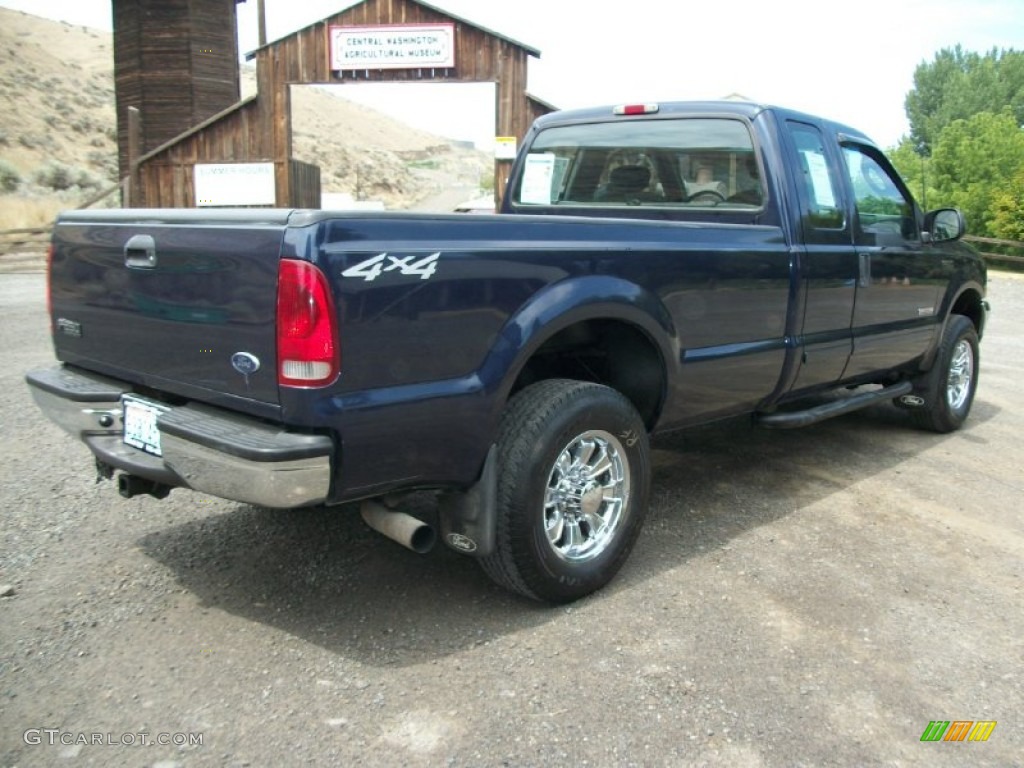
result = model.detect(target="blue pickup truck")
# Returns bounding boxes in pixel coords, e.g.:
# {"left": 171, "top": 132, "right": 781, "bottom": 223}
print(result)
{"left": 27, "top": 101, "right": 987, "bottom": 602}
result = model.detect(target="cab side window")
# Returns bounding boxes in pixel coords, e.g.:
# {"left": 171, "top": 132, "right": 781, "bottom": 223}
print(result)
{"left": 841, "top": 145, "right": 918, "bottom": 245}
{"left": 786, "top": 121, "right": 846, "bottom": 244}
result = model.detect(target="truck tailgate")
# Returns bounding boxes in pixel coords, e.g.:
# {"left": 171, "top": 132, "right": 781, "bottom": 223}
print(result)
{"left": 49, "top": 209, "right": 291, "bottom": 408}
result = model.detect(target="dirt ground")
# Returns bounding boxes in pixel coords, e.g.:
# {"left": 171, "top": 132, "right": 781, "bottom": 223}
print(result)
{"left": 1, "top": 272, "right": 1021, "bottom": 767}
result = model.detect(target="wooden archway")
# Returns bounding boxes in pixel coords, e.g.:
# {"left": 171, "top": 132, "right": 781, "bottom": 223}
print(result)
{"left": 132, "top": 0, "right": 552, "bottom": 208}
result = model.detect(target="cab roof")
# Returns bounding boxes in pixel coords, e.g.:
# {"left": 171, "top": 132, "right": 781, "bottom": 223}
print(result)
{"left": 531, "top": 100, "right": 875, "bottom": 147}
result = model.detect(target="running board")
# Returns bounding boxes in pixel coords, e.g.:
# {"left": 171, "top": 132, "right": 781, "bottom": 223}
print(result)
{"left": 756, "top": 381, "right": 913, "bottom": 429}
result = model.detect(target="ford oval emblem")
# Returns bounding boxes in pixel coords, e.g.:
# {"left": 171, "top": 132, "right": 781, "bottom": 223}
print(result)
{"left": 446, "top": 533, "right": 477, "bottom": 553}
{"left": 231, "top": 352, "right": 261, "bottom": 376}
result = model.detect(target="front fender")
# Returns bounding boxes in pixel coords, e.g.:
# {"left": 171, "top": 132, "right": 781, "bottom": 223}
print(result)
{"left": 919, "top": 280, "right": 987, "bottom": 373}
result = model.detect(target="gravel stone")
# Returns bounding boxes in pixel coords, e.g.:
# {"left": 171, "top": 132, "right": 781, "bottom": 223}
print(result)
{"left": 1, "top": 272, "right": 1023, "bottom": 766}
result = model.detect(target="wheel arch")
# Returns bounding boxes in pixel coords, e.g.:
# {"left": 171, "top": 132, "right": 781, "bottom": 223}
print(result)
{"left": 918, "top": 281, "right": 987, "bottom": 374}
{"left": 481, "top": 276, "right": 677, "bottom": 431}
{"left": 949, "top": 283, "right": 986, "bottom": 338}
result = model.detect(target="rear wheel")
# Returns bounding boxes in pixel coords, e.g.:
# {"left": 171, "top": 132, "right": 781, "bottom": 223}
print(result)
{"left": 480, "top": 379, "right": 650, "bottom": 603}
{"left": 909, "top": 314, "right": 979, "bottom": 433}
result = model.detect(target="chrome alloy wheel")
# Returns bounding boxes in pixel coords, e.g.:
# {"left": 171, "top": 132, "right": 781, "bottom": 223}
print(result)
{"left": 946, "top": 338, "right": 974, "bottom": 411}
{"left": 543, "top": 430, "right": 630, "bottom": 563}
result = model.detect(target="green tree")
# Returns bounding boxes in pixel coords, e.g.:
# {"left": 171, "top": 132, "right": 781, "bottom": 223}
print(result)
{"left": 887, "top": 138, "right": 940, "bottom": 208}
{"left": 905, "top": 46, "right": 1024, "bottom": 155}
{"left": 929, "top": 108, "right": 1024, "bottom": 235}
{"left": 990, "top": 167, "right": 1024, "bottom": 241}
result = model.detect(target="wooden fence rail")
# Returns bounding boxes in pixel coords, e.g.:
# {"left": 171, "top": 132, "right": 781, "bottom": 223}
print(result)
{"left": 0, "top": 227, "right": 49, "bottom": 253}
{"left": 0, "top": 227, "right": 49, "bottom": 274}
{"left": 964, "top": 235, "right": 1024, "bottom": 267}
{"left": 0, "top": 183, "right": 122, "bottom": 271}
{"left": 0, "top": 227, "right": 49, "bottom": 273}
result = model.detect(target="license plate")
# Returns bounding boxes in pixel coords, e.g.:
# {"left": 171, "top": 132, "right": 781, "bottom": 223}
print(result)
{"left": 122, "top": 395, "right": 169, "bottom": 456}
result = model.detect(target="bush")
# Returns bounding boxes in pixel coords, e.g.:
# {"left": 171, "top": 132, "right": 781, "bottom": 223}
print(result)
{"left": 75, "top": 168, "right": 103, "bottom": 190}
{"left": 990, "top": 167, "right": 1024, "bottom": 242}
{"left": 407, "top": 158, "right": 440, "bottom": 170}
{"left": 35, "top": 162, "right": 73, "bottom": 191}
{"left": 34, "top": 162, "right": 102, "bottom": 192}
{"left": 0, "top": 160, "right": 21, "bottom": 193}
{"left": 86, "top": 151, "right": 117, "bottom": 182}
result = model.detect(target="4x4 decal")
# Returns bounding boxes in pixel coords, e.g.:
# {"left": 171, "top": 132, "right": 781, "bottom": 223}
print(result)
{"left": 342, "top": 252, "right": 440, "bottom": 282}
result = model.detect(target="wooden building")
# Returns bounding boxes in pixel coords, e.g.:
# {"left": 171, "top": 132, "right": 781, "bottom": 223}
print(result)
{"left": 113, "top": 0, "right": 245, "bottom": 184}
{"left": 123, "top": 0, "right": 553, "bottom": 208}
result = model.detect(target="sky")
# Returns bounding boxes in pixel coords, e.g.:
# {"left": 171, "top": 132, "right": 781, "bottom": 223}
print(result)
{"left": 2, "top": 0, "right": 1022, "bottom": 150}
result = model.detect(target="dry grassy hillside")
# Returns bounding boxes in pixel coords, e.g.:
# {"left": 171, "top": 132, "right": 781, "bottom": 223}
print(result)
{"left": 0, "top": 9, "right": 117, "bottom": 225}
{"left": 286, "top": 81, "right": 490, "bottom": 209}
{"left": 0, "top": 7, "right": 490, "bottom": 227}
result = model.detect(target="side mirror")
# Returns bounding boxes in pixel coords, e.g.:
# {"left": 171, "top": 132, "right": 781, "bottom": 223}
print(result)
{"left": 923, "top": 208, "right": 965, "bottom": 243}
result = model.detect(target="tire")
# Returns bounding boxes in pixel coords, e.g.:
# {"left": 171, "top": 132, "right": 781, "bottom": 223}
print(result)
{"left": 909, "top": 314, "right": 979, "bottom": 433}
{"left": 479, "top": 379, "right": 651, "bottom": 603}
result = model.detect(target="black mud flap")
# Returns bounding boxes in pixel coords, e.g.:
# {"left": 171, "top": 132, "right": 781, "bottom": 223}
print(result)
{"left": 437, "top": 445, "right": 497, "bottom": 558}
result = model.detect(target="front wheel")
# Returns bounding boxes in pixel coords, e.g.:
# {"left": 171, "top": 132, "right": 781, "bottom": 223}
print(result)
{"left": 480, "top": 379, "right": 651, "bottom": 603}
{"left": 909, "top": 314, "right": 980, "bottom": 433}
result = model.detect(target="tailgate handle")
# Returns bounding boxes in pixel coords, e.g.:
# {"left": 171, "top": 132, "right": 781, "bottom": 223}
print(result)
{"left": 124, "top": 234, "right": 157, "bottom": 269}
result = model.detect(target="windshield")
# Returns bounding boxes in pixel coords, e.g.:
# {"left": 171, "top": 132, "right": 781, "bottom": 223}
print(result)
{"left": 513, "top": 117, "right": 764, "bottom": 210}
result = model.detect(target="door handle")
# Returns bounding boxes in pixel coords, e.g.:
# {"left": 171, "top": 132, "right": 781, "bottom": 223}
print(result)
{"left": 858, "top": 253, "right": 871, "bottom": 288}
{"left": 124, "top": 234, "right": 157, "bottom": 269}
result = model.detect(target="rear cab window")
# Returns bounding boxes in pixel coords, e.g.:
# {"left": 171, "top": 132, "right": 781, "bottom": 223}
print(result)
{"left": 511, "top": 115, "right": 766, "bottom": 219}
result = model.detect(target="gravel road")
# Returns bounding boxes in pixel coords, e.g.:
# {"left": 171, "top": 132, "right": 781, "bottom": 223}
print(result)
{"left": 1, "top": 272, "right": 1022, "bottom": 767}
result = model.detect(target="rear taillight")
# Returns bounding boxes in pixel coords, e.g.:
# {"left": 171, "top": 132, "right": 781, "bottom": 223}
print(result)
{"left": 276, "top": 259, "right": 340, "bottom": 387}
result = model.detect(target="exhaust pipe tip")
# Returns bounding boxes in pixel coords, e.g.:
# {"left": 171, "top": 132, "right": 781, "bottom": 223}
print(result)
{"left": 117, "top": 473, "right": 171, "bottom": 500}
{"left": 361, "top": 501, "right": 436, "bottom": 554}
{"left": 117, "top": 473, "right": 135, "bottom": 498}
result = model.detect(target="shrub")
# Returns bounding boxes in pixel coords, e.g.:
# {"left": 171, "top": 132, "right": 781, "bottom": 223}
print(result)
{"left": 34, "top": 162, "right": 105, "bottom": 193}
{"left": 407, "top": 158, "right": 440, "bottom": 170}
{"left": 990, "top": 167, "right": 1024, "bottom": 242}
{"left": 86, "top": 151, "right": 117, "bottom": 182}
{"left": 0, "top": 160, "right": 21, "bottom": 193}
{"left": 35, "top": 162, "right": 76, "bottom": 191}
{"left": 76, "top": 168, "right": 103, "bottom": 190}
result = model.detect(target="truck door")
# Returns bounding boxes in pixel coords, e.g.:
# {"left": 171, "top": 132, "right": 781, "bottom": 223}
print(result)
{"left": 838, "top": 143, "right": 941, "bottom": 377}
{"left": 783, "top": 120, "right": 856, "bottom": 392}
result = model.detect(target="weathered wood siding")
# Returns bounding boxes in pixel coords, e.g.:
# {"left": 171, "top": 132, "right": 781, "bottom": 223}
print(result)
{"left": 113, "top": 0, "right": 241, "bottom": 181}
{"left": 289, "top": 160, "right": 322, "bottom": 209}
{"left": 134, "top": 98, "right": 267, "bottom": 207}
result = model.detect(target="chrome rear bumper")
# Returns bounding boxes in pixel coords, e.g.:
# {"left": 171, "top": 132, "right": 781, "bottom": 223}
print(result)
{"left": 26, "top": 366, "right": 332, "bottom": 509}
